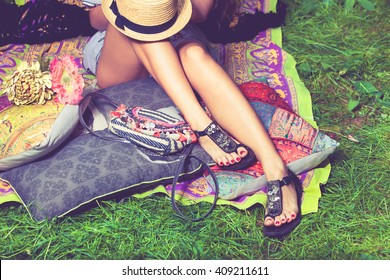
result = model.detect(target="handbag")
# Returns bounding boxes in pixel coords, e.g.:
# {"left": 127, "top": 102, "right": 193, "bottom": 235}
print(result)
{"left": 110, "top": 105, "right": 196, "bottom": 156}
{"left": 80, "top": 92, "right": 196, "bottom": 155}
{"left": 78, "top": 92, "right": 219, "bottom": 221}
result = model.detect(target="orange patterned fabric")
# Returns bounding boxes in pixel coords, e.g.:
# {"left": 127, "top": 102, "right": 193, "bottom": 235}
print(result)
{"left": 0, "top": 100, "right": 65, "bottom": 158}
{"left": 239, "top": 81, "right": 293, "bottom": 112}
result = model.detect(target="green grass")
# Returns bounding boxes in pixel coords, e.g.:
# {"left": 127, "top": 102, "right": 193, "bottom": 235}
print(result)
{"left": 1, "top": 0, "right": 389, "bottom": 260}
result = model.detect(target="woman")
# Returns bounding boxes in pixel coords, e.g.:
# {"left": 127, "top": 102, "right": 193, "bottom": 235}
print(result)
{"left": 91, "top": 0, "right": 301, "bottom": 238}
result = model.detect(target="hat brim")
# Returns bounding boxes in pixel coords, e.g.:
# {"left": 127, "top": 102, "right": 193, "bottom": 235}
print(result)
{"left": 102, "top": 0, "right": 192, "bottom": 42}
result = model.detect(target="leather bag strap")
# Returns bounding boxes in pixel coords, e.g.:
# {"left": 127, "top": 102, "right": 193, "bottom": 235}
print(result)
{"left": 78, "top": 92, "right": 131, "bottom": 143}
{"left": 170, "top": 144, "right": 219, "bottom": 222}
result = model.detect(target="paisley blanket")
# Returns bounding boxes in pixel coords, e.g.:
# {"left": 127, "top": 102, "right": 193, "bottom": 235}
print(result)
{"left": 0, "top": 0, "right": 337, "bottom": 217}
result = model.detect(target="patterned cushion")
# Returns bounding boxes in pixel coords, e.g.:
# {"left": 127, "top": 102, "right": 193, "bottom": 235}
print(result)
{"left": 0, "top": 78, "right": 213, "bottom": 221}
{"left": 0, "top": 96, "right": 80, "bottom": 171}
{"left": 163, "top": 81, "right": 339, "bottom": 203}
{"left": 0, "top": 35, "right": 94, "bottom": 171}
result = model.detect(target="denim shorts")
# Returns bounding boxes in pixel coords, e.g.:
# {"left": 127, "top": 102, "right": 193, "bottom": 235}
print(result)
{"left": 169, "top": 23, "right": 220, "bottom": 63}
{"left": 82, "top": 23, "right": 219, "bottom": 75}
{"left": 83, "top": 30, "right": 106, "bottom": 75}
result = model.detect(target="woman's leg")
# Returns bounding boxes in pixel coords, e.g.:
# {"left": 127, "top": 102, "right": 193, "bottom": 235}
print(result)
{"left": 89, "top": 5, "right": 109, "bottom": 31}
{"left": 96, "top": 24, "right": 149, "bottom": 89}
{"left": 128, "top": 38, "right": 248, "bottom": 167}
{"left": 177, "top": 42, "right": 298, "bottom": 227}
{"left": 97, "top": 25, "right": 244, "bottom": 166}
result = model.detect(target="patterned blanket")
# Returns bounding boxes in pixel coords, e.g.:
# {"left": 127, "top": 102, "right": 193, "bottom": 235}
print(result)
{"left": 0, "top": 0, "right": 334, "bottom": 217}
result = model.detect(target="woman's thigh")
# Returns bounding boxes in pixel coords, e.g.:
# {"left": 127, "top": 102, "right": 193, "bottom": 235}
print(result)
{"left": 96, "top": 24, "right": 149, "bottom": 88}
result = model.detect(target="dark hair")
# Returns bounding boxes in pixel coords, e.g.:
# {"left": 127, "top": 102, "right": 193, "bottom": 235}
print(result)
{"left": 198, "top": 0, "right": 287, "bottom": 44}
{"left": 213, "top": 0, "right": 243, "bottom": 24}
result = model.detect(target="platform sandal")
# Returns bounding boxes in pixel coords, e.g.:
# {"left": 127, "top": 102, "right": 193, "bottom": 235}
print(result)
{"left": 194, "top": 121, "right": 257, "bottom": 170}
{"left": 263, "top": 171, "right": 303, "bottom": 238}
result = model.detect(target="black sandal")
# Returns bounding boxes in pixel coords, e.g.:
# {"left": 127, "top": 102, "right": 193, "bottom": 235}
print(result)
{"left": 263, "top": 171, "right": 303, "bottom": 238}
{"left": 194, "top": 121, "right": 257, "bottom": 170}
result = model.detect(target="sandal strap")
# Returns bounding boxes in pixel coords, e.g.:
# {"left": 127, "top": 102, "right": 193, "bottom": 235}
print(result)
{"left": 265, "top": 173, "right": 293, "bottom": 218}
{"left": 194, "top": 122, "right": 237, "bottom": 153}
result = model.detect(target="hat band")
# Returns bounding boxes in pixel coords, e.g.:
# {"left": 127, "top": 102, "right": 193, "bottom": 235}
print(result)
{"left": 110, "top": 1, "right": 179, "bottom": 35}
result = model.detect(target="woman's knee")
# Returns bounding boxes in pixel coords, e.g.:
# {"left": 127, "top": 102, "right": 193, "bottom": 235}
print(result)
{"left": 96, "top": 65, "right": 149, "bottom": 89}
{"left": 178, "top": 42, "right": 210, "bottom": 64}
{"left": 95, "top": 27, "right": 149, "bottom": 88}
{"left": 95, "top": 68, "right": 114, "bottom": 89}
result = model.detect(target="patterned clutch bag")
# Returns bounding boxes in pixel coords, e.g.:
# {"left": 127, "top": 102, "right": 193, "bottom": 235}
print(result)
{"left": 109, "top": 105, "right": 196, "bottom": 156}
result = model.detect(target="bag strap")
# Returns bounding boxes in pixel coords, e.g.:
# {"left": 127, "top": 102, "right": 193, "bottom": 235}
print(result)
{"left": 79, "top": 92, "right": 219, "bottom": 221}
{"left": 170, "top": 144, "right": 219, "bottom": 222}
{"left": 78, "top": 92, "right": 131, "bottom": 143}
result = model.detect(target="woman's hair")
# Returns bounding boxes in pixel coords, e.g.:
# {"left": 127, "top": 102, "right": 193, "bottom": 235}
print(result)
{"left": 198, "top": 0, "right": 287, "bottom": 44}
{"left": 213, "top": 0, "right": 243, "bottom": 24}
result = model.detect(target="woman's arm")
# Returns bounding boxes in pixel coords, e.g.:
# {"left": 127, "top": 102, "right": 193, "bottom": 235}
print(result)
{"left": 190, "top": 0, "right": 215, "bottom": 23}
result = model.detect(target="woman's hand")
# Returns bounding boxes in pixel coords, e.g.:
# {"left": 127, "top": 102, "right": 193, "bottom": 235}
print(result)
{"left": 190, "top": 0, "right": 215, "bottom": 23}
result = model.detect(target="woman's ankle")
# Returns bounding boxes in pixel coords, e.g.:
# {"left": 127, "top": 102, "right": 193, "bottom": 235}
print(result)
{"left": 262, "top": 159, "right": 288, "bottom": 181}
{"left": 184, "top": 112, "right": 212, "bottom": 132}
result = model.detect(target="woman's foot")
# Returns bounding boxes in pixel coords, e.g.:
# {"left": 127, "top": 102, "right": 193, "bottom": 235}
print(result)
{"left": 262, "top": 171, "right": 302, "bottom": 238}
{"left": 197, "top": 133, "right": 246, "bottom": 167}
{"left": 194, "top": 121, "right": 256, "bottom": 169}
{"left": 264, "top": 180, "right": 299, "bottom": 226}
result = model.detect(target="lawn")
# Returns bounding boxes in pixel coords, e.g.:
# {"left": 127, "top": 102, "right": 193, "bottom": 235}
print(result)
{"left": 0, "top": 0, "right": 389, "bottom": 260}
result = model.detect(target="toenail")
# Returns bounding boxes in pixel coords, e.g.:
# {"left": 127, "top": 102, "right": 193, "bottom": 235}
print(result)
{"left": 219, "top": 162, "right": 224, "bottom": 166}
{"left": 225, "top": 162, "right": 230, "bottom": 165}
{"left": 240, "top": 150, "right": 246, "bottom": 155}
{"left": 281, "top": 219, "right": 285, "bottom": 222}
{"left": 291, "top": 214, "right": 296, "bottom": 218}
{"left": 236, "top": 157, "right": 241, "bottom": 161}
{"left": 230, "top": 159, "right": 235, "bottom": 163}
{"left": 275, "top": 221, "right": 280, "bottom": 225}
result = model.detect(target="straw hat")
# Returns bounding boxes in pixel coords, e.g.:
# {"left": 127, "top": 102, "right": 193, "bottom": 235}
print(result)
{"left": 102, "top": 0, "right": 192, "bottom": 41}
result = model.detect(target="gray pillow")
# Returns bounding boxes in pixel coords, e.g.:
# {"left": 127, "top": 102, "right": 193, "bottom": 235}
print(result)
{"left": 0, "top": 78, "right": 213, "bottom": 221}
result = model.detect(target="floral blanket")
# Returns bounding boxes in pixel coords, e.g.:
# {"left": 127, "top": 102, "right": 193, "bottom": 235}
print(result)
{"left": 0, "top": 0, "right": 335, "bottom": 217}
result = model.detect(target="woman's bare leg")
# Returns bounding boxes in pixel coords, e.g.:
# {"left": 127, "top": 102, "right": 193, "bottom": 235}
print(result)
{"left": 177, "top": 42, "right": 298, "bottom": 227}
{"left": 97, "top": 26, "right": 244, "bottom": 166}
{"left": 129, "top": 39, "right": 248, "bottom": 167}
{"left": 89, "top": 5, "right": 109, "bottom": 31}
{"left": 96, "top": 24, "right": 149, "bottom": 89}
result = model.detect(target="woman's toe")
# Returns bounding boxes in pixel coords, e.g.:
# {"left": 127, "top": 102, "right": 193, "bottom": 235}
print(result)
{"left": 264, "top": 216, "right": 274, "bottom": 226}
{"left": 280, "top": 213, "right": 288, "bottom": 224}
{"left": 274, "top": 216, "right": 283, "bottom": 227}
{"left": 236, "top": 146, "right": 248, "bottom": 157}
{"left": 231, "top": 152, "right": 242, "bottom": 163}
{"left": 289, "top": 211, "right": 297, "bottom": 221}
{"left": 215, "top": 155, "right": 226, "bottom": 167}
{"left": 225, "top": 154, "right": 235, "bottom": 165}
